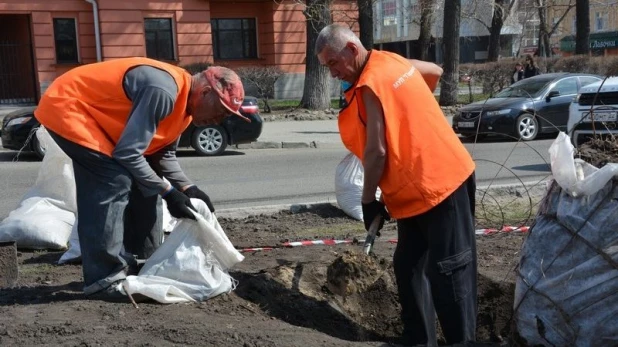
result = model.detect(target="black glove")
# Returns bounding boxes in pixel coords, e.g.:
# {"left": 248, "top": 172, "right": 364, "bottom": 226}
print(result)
{"left": 362, "top": 200, "right": 390, "bottom": 232}
{"left": 163, "top": 188, "right": 197, "bottom": 220}
{"left": 183, "top": 185, "right": 215, "bottom": 212}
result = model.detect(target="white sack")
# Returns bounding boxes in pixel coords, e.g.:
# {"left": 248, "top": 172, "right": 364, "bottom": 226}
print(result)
{"left": 335, "top": 152, "right": 381, "bottom": 221}
{"left": 549, "top": 132, "right": 618, "bottom": 197}
{"left": 123, "top": 199, "right": 244, "bottom": 303}
{"left": 0, "top": 127, "right": 76, "bottom": 249}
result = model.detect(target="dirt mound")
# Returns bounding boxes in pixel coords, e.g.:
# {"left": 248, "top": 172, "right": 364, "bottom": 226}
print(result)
{"left": 326, "top": 251, "right": 389, "bottom": 297}
{"left": 577, "top": 137, "right": 618, "bottom": 167}
{"left": 0, "top": 204, "right": 525, "bottom": 346}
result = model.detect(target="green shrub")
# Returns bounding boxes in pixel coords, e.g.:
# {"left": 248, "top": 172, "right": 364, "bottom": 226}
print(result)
{"left": 181, "top": 61, "right": 212, "bottom": 74}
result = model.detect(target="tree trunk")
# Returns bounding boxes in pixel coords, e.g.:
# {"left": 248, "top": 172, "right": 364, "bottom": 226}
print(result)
{"left": 418, "top": 0, "right": 434, "bottom": 61}
{"left": 536, "top": 0, "right": 551, "bottom": 57}
{"left": 575, "top": 0, "right": 590, "bottom": 55}
{"left": 357, "top": 0, "right": 373, "bottom": 49}
{"left": 300, "top": 0, "right": 332, "bottom": 110}
{"left": 487, "top": 0, "right": 506, "bottom": 62}
{"left": 439, "top": 0, "right": 461, "bottom": 106}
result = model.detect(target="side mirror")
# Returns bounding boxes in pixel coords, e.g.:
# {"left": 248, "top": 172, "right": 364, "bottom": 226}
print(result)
{"left": 546, "top": 90, "right": 560, "bottom": 101}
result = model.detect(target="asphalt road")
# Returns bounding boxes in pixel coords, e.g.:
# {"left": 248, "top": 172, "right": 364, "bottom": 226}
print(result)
{"left": 0, "top": 136, "right": 554, "bottom": 219}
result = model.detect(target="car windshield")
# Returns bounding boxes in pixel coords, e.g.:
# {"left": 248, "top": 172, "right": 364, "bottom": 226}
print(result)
{"left": 494, "top": 79, "right": 551, "bottom": 98}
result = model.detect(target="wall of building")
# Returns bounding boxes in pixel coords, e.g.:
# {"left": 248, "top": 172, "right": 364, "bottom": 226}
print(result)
{"left": 1, "top": 0, "right": 359, "bottom": 102}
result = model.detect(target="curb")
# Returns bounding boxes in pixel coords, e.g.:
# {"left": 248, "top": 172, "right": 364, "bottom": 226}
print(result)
{"left": 216, "top": 180, "right": 550, "bottom": 220}
{"left": 216, "top": 201, "right": 337, "bottom": 219}
{"left": 233, "top": 141, "right": 342, "bottom": 150}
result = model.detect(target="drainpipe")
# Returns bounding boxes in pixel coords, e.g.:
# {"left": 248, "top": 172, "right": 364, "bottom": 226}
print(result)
{"left": 84, "top": 0, "right": 102, "bottom": 62}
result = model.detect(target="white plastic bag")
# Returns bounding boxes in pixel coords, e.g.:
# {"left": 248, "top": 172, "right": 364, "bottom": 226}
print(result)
{"left": 123, "top": 199, "right": 244, "bottom": 303}
{"left": 549, "top": 132, "right": 618, "bottom": 197}
{"left": 335, "top": 152, "right": 381, "bottom": 220}
{"left": 0, "top": 127, "right": 76, "bottom": 249}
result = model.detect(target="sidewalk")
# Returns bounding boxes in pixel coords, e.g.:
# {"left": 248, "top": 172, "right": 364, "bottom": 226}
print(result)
{"left": 236, "top": 119, "right": 345, "bottom": 150}
{"left": 242, "top": 115, "right": 454, "bottom": 150}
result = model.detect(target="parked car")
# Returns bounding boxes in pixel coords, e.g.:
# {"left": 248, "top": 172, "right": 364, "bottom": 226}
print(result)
{"left": 453, "top": 73, "right": 603, "bottom": 141}
{"left": 0, "top": 96, "right": 263, "bottom": 159}
{"left": 567, "top": 76, "right": 618, "bottom": 148}
{"left": 178, "top": 96, "right": 263, "bottom": 156}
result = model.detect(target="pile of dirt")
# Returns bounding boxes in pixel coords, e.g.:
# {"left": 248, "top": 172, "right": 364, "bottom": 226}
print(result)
{"left": 577, "top": 136, "right": 618, "bottom": 167}
{"left": 0, "top": 205, "right": 524, "bottom": 346}
{"left": 326, "top": 251, "right": 389, "bottom": 297}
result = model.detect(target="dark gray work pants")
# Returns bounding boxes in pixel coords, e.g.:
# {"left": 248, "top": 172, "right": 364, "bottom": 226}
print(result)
{"left": 48, "top": 130, "right": 163, "bottom": 295}
{"left": 394, "top": 173, "right": 477, "bottom": 346}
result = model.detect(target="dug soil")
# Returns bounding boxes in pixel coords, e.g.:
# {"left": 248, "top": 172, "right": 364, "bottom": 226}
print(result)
{"left": 577, "top": 137, "right": 618, "bottom": 168}
{"left": 0, "top": 204, "right": 526, "bottom": 347}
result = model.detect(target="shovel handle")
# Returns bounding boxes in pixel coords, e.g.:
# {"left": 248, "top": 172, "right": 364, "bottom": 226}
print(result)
{"left": 362, "top": 215, "right": 382, "bottom": 255}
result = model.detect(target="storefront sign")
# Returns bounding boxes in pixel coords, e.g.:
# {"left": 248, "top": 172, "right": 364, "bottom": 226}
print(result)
{"left": 591, "top": 39, "right": 617, "bottom": 49}
{"left": 560, "top": 32, "right": 618, "bottom": 52}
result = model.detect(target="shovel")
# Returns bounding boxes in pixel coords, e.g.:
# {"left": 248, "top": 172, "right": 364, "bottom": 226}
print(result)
{"left": 362, "top": 215, "right": 383, "bottom": 255}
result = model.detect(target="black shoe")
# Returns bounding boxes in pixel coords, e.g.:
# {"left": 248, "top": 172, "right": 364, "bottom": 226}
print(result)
{"left": 86, "top": 283, "right": 130, "bottom": 303}
{"left": 127, "top": 259, "right": 146, "bottom": 276}
{"left": 86, "top": 282, "right": 152, "bottom": 304}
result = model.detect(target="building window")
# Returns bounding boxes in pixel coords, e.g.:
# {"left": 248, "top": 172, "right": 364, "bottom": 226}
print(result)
{"left": 382, "top": 0, "right": 397, "bottom": 26}
{"left": 212, "top": 18, "right": 257, "bottom": 60}
{"left": 595, "top": 12, "right": 608, "bottom": 31}
{"left": 144, "top": 18, "right": 175, "bottom": 61}
{"left": 53, "top": 18, "right": 79, "bottom": 64}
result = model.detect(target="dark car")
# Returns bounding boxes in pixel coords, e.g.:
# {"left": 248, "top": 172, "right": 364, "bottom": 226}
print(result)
{"left": 0, "top": 96, "right": 263, "bottom": 159}
{"left": 178, "top": 96, "right": 262, "bottom": 156}
{"left": 452, "top": 73, "right": 603, "bottom": 141}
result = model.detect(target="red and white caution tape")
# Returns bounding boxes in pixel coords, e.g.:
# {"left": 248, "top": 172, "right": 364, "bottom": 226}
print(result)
{"left": 281, "top": 239, "right": 354, "bottom": 247}
{"left": 238, "top": 226, "right": 530, "bottom": 253}
{"left": 239, "top": 247, "right": 275, "bottom": 253}
{"left": 238, "top": 239, "right": 354, "bottom": 253}
{"left": 474, "top": 226, "right": 530, "bottom": 235}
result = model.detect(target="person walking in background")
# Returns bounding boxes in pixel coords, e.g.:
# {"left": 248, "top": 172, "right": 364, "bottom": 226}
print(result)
{"left": 523, "top": 54, "right": 540, "bottom": 78}
{"left": 315, "top": 24, "right": 477, "bottom": 346}
{"left": 511, "top": 62, "right": 524, "bottom": 84}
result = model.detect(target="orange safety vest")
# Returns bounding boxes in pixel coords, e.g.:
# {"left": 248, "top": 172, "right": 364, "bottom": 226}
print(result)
{"left": 338, "top": 50, "right": 475, "bottom": 219}
{"left": 35, "top": 57, "right": 193, "bottom": 156}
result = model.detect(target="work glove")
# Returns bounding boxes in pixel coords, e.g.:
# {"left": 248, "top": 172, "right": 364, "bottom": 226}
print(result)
{"left": 183, "top": 185, "right": 215, "bottom": 212}
{"left": 362, "top": 200, "right": 390, "bottom": 233}
{"left": 163, "top": 188, "right": 197, "bottom": 220}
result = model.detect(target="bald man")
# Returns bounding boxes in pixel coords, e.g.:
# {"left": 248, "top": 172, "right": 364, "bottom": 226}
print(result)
{"left": 316, "top": 24, "right": 477, "bottom": 346}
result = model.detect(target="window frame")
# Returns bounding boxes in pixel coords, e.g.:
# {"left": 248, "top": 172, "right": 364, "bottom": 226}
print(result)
{"left": 550, "top": 77, "right": 579, "bottom": 96}
{"left": 595, "top": 12, "right": 608, "bottom": 31}
{"left": 382, "top": 0, "right": 397, "bottom": 26}
{"left": 52, "top": 17, "right": 80, "bottom": 64}
{"left": 211, "top": 18, "right": 258, "bottom": 60}
{"left": 144, "top": 17, "right": 176, "bottom": 61}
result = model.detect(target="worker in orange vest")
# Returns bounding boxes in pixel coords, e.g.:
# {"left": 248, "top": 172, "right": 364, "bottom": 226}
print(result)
{"left": 316, "top": 24, "right": 477, "bottom": 346}
{"left": 34, "top": 58, "right": 246, "bottom": 302}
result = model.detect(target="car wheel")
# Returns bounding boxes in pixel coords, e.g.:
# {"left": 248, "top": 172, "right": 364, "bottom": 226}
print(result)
{"left": 191, "top": 125, "right": 228, "bottom": 156}
{"left": 515, "top": 113, "right": 539, "bottom": 141}
{"left": 31, "top": 128, "right": 46, "bottom": 160}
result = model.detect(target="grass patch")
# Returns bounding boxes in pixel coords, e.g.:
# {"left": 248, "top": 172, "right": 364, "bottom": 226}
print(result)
{"left": 476, "top": 197, "right": 541, "bottom": 229}
{"left": 258, "top": 99, "right": 341, "bottom": 111}
{"left": 436, "top": 93, "right": 491, "bottom": 104}
{"left": 19, "top": 263, "right": 56, "bottom": 274}
{"left": 301, "top": 222, "right": 365, "bottom": 238}
{"left": 259, "top": 95, "right": 489, "bottom": 112}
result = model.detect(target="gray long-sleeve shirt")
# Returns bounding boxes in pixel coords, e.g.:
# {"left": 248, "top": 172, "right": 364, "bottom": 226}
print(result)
{"left": 111, "top": 65, "right": 193, "bottom": 196}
